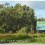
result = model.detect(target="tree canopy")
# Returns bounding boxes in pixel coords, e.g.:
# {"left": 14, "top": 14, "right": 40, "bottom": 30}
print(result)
{"left": 37, "top": 18, "right": 45, "bottom": 21}
{"left": 0, "top": 3, "right": 37, "bottom": 33}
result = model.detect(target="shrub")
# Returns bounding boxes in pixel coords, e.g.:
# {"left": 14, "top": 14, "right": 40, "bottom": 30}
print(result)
{"left": 16, "top": 27, "right": 27, "bottom": 34}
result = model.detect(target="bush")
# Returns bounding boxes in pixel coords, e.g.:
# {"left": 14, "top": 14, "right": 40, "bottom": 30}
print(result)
{"left": 16, "top": 27, "right": 27, "bottom": 34}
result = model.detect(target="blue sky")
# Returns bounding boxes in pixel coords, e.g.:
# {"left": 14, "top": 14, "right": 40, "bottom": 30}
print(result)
{"left": 0, "top": 1, "right": 45, "bottom": 18}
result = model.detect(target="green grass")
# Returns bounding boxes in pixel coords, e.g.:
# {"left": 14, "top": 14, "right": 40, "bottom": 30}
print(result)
{"left": 0, "top": 33, "right": 45, "bottom": 43}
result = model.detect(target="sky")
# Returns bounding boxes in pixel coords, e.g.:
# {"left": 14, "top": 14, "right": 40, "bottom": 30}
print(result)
{"left": 0, "top": 1, "right": 45, "bottom": 18}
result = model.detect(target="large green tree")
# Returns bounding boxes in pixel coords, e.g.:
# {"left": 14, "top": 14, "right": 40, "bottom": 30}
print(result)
{"left": 0, "top": 3, "right": 37, "bottom": 33}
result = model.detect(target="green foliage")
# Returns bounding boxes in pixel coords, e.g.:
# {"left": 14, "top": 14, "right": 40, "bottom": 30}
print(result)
{"left": 0, "top": 4, "right": 4, "bottom": 9}
{"left": 0, "top": 3, "right": 37, "bottom": 33}
{"left": 0, "top": 33, "right": 36, "bottom": 43}
{"left": 37, "top": 18, "right": 45, "bottom": 21}
{"left": 0, "top": 33, "right": 45, "bottom": 43}
{"left": 16, "top": 27, "right": 27, "bottom": 33}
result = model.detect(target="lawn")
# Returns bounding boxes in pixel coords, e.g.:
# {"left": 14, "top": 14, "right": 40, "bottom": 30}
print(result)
{"left": 0, "top": 33, "right": 45, "bottom": 43}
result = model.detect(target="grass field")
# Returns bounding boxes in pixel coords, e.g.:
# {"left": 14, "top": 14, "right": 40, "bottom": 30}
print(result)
{"left": 0, "top": 33, "right": 45, "bottom": 43}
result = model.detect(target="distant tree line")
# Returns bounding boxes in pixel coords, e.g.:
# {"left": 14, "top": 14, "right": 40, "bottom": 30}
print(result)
{"left": 0, "top": 3, "right": 37, "bottom": 33}
{"left": 37, "top": 18, "right": 45, "bottom": 21}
